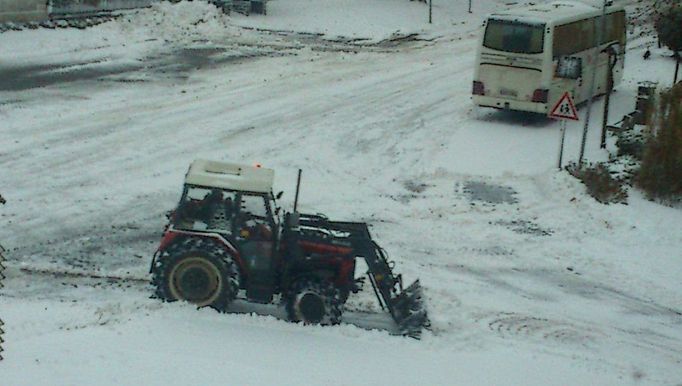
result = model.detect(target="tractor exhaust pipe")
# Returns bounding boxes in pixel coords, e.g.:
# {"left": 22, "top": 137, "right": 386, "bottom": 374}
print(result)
{"left": 293, "top": 169, "right": 302, "bottom": 213}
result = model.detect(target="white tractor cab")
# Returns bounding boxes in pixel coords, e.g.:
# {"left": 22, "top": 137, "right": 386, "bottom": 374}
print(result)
{"left": 175, "top": 159, "right": 279, "bottom": 239}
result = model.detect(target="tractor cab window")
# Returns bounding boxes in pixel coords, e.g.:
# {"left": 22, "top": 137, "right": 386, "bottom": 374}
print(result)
{"left": 235, "top": 194, "right": 273, "bottom": 241}
{"left": 174, "top": 186, "right": 237, "bottom": 232}
{"left": 239, "top": 194, "right": 268, "bottom": 219}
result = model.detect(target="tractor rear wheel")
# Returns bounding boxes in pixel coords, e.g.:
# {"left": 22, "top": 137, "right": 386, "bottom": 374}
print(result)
{"left": 152, "top": 238, "right": 240, "bottom": 311}
{"left": 286, "top": 278, "right": 342, "bottom": 325}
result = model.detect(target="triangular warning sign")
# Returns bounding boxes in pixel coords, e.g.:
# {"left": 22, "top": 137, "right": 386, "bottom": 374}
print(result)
{"left": 548, "top": 91, "right": 579, "bottom": 121}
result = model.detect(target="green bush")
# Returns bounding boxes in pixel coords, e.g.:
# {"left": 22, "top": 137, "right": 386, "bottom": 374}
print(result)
{"left": 636, "top": 83, "right": 682, "bottom": 203}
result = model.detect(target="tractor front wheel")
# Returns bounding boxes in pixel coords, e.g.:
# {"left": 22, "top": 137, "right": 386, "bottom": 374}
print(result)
{"left": 286, "top": 278, "right": 342, "bottom": 325}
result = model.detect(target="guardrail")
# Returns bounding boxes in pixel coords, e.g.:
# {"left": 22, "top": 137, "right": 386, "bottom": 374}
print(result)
{"left": 49, "top": 0, "right": 159, "bottom": 16}
{"left": 0, "top": 0, "right": 160, "bottom": 23}
{"left": 0, "top": 0, "right": 48, "bottom": 23}
{"left": 1, "top": 0, "right": 263, "bottom": 26}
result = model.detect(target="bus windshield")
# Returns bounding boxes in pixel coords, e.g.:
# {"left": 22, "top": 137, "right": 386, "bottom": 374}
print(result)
{"left": 483, "top": 20, "right": 545, "bottom": 54}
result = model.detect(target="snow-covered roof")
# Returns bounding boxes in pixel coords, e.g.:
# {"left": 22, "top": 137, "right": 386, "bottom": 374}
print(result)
{"left": 488, "top": 1, "right": 621, "bottom": 26}
{"left": 184, "top": 159, "right": 274, "bottom": 194}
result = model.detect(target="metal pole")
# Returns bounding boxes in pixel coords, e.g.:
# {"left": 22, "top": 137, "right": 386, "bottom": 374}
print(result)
{"left": 558, "top": 120, "right": 567, "bottom": 169}
{"left": 600, "top": 50, "right": 615, "bottom": 148}
{"left": 429, "top": 0, "right": 432, "bottom": 24}
{"left": 578, "top": 0, "right": 607, "bottom": 167}
{"left": 469, "top": 0, "right": 472, "bottom": 13}
{"left": 293, "top": 169, "right": 302, "bottom": 213}
{"left": 600, "top": 80, "right": 611, "bottom": 148}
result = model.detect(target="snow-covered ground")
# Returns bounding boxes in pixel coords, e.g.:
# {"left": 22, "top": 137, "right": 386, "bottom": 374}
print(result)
{"left": 1, "top": 1, "right": 681, "bottom": 385}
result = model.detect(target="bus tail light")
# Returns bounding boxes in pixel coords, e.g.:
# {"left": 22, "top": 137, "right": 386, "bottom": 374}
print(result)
{"left": 532, "top": 89, "right": 549, "bottom": 103}
{"left": 472, "top": 81, "right": 485, "bottom": 96}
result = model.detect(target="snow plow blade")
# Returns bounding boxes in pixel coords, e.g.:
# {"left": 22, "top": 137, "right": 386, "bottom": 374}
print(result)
{"left": 389, "top": 279, "right": 430, "bottom": 337}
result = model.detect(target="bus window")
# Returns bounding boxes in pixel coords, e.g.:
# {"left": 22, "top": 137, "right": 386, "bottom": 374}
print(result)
{"left": 600, "top": 11, "right": 626, "bottom": 45}
{"left": 483, "top": 20, "right": 545, "bottom": 54}
{"left": 553, "top": 18, "right": 595, "bottom": 57}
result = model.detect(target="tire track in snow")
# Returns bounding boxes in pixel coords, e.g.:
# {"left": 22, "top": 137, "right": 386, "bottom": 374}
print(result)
{"left": 483, "top": 312, "right": 603, "bottom": 347}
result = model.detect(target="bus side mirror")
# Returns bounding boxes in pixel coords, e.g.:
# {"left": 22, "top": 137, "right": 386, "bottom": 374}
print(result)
{"left": 555, "top": 56, "right": 582, "bottom": 79}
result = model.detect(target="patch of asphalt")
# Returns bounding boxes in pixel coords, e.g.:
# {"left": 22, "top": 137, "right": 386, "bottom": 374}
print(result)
{"left": 460, "top": 180, "right": 519, "bottom": 205}
{"left": 0, "top": 60, "right": 145, "bottom": 92}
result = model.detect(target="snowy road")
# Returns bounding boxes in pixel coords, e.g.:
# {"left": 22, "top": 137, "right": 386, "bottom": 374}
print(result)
{"left": 1, "top": 1, "right": 681, "bottom": 385}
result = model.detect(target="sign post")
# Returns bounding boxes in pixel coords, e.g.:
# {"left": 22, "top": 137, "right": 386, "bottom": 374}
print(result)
{"left": 557, "top": 120, "right": 567, "bottom": 169}
{"left": 548, "top": 91, "right": 580, "bottom": 169}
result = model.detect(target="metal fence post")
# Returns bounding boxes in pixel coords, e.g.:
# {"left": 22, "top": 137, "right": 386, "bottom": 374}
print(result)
{"left": 579, "top": 0, "right": 608, "bottom": 167}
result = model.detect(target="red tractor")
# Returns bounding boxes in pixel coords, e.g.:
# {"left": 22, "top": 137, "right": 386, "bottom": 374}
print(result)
{"left": 150, "top": 160, "right": 428, "bottom": 335}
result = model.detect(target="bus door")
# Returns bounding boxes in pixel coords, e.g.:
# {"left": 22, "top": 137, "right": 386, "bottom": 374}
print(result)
{"left": 553, "top": 55, "right": 582, "bottom": 106}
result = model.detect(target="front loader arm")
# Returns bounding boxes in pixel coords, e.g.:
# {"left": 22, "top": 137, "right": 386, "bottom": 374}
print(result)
{"left": 296, "top": 215, "right": 429, "bottom": 337}
{"left": 355, "top": 237, "right": 429, "bottom": 337}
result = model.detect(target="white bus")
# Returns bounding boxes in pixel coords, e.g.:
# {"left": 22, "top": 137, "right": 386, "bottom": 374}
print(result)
{"left": 472, "top": 1, "right": 626, "bottom": 114}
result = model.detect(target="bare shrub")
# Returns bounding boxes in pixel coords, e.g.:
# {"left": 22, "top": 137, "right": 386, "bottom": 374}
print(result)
{"left": 567, "top": 162, "right": 628, "bottom": 204}
{"left": 635, "top": 83, "right": 682, "bottom": 203}
{"left": 654, "top": 2, "right": 682, "bottom": 83}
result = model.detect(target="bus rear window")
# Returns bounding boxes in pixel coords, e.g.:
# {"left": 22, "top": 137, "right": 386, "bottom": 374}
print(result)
{"left": 483, "top": 20, "right": 545, "bottom": 54}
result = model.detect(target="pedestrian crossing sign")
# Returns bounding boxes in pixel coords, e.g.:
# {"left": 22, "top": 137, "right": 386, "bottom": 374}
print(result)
{"left": 548, "top": 91, "right": 579, "bottom": 121}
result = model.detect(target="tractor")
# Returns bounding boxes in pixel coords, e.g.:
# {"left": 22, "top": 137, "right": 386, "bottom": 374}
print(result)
{"left": 150, "top": 160, "right": 428, "bottom": 335}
